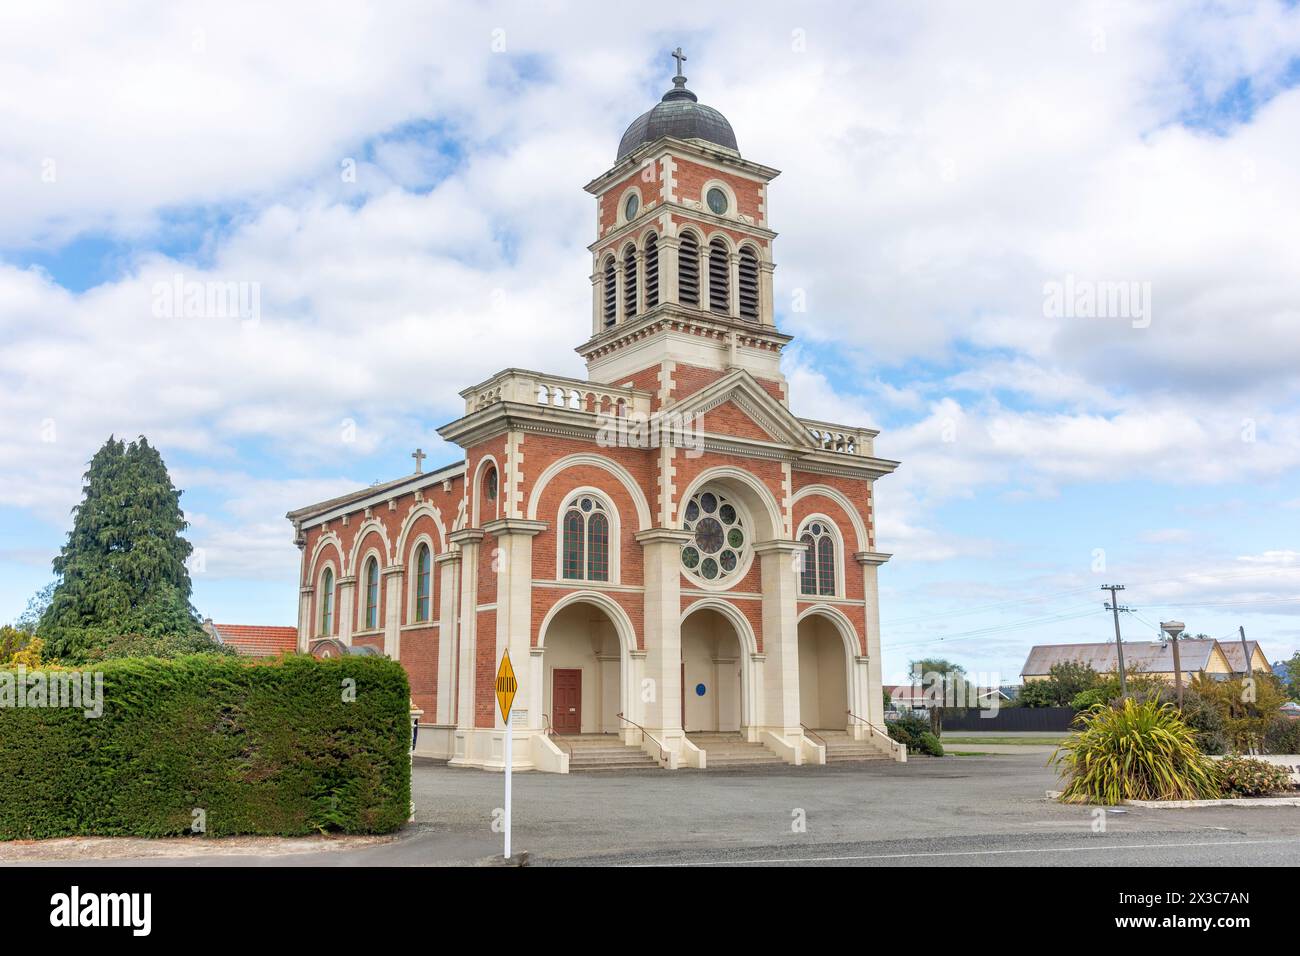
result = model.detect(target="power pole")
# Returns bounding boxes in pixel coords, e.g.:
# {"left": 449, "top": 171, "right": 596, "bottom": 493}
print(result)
{"left": 1101, "top": 585, "right": 1128, "bottom": 697}
{"left": 1239, "top": 625, "right": 1252, "bottom": 678}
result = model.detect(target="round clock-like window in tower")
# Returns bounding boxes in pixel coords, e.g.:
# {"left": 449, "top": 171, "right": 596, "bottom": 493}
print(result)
{"left": 706, "top": 187, "right": 728, "bottom": 215}
{"left": 624, "top": 193, "right": 640, "bottom": 220}
{"left": 681, "top": 488, "right": 749, "bottom": 585}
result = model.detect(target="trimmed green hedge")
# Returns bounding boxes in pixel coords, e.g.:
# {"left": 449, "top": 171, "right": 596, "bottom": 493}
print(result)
{"left": 0, "top": 654, "right": 411, "bottom": 840}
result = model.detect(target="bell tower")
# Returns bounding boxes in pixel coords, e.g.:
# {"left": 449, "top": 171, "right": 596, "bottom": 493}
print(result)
{"left": 579, "top": 50, "right": 788, "bottom": 403}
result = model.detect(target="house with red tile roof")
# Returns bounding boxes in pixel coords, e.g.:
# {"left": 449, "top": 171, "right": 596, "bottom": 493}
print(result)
{"left": 202, "top": 620, "right": 298, "bottom": 657}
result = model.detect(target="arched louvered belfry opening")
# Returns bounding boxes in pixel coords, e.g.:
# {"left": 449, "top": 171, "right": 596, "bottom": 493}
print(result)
{"left": 678, "top": 231, "right": 700, "bottom": 307}
{"left": 708, "top": 238, "right": 729, "bottom": 314}
{"left": 644, "top": 232, "right": 659, "bottom": 308}
{"left": 738, "top": 245, "right": 760, "bottom": 321}
{"left": 602, "top": 256, "right": 617, "bottom": 328}
{"left": 622, "top": 245, "right": 638, "bottom": 320}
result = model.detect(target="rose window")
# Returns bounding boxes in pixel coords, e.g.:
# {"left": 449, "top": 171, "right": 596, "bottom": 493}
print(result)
{"left": 681, "top": 489, "right": 748, "bottom": 584}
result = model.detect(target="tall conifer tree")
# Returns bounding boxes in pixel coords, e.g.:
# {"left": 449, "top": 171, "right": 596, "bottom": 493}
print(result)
{"left": 40, "top": 436, "right": 211, "bottom": 660}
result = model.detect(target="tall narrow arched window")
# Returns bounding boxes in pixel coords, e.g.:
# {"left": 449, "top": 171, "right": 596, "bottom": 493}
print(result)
{"left": 644, "top": 232, "right": 659, "bottom": 308}
{"left": 708, "top": 239, "right": 729, "bottom": 314}
{"left": 320, "top": 567, "right": 334, "bottom": 635}
{"left": 562, "top": 509, "right": 585, "bottom": 580}
{"left": 602, "top": 256, "right": 617, "bottom": 328}
{"left": 799, "top": 534, "right": 817, "bottom": 595}
{"left": 587, "top": 511, "right": 609, "bottom": 581}
{"left": 678, "top": 232, "right": 700, "bottom": 307}
{"left": 482, "top": 464, "right": 498, "bottom": 521}
{"left": 623, "top": 245, "right": 638, "bottom": 320}
{"left": 799, "top": 522, "right": 837, "bottom": 596}
{"left": 414, "top": 544, "right": 432, "bottom": 622}
{"left": 738, "top": 246, "right": 760, "bottom": 321}
{"left": 364, "top": 557, "right": 379, "bottom": 630}
{"left": 562, "top": 495, "right": 611, "bottom": 582}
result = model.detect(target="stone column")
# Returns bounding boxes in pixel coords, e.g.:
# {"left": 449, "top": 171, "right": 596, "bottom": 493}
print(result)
{"left": 698, "top": 245, "right": 711, "bottom": 311}
{"left": 728, "top": 251, "right": 741, "bottom": 319}
{"left": 449, "top": 528, "right": 484, "bottom": 731}
{"left": 434, "top": 551, "right": 461, "bottom": 725}
{"left": 660, "top": 235, "right": 681, "bottom": 304}
{"left": 590, "top": 268, "right": 602, "bottom": 335}
{"left": 337, "top": 575, "right": 357, "bottom": 646}
{"left": 756, "top": 539, "right": 808, "bottom": 737}
{"left": 614, "top": 255, "right": 626, "bottom": 326}
{"left": 297, "top": 585, "right": 313, "bottom": 653}
{"left": 634, "top": 249, "right": 646, "bottom": 316}
{"left": 636, "top": 528, "right": 692, "bottom": 753}
{"left": 381, "top": 565, "right": 404, "bottom": 659}
{"left": 759, "top": 260, "right": 776, "bottom": 327}
{"left": 482, "top": 518, "right": 547, "bottom": 731}
{"left": 855, "top": 551, "right": 893, "bottom": 730}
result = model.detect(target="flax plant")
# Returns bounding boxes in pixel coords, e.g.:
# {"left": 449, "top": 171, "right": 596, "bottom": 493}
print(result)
{"left": 1051, "top": 697, "right": 1221, "bottom": 804}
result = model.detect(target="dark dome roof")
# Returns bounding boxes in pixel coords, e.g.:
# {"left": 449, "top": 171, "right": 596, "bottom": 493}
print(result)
{"left": 616, "top": 76, "right": 737, "bottom": 161}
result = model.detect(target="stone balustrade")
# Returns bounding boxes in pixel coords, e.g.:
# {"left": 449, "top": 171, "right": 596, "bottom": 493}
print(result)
{"left": 462, "top": 368, "right": 653, "bottom": 418}
{"left": 800, "top": 418, "right": 877, "bottom": 457}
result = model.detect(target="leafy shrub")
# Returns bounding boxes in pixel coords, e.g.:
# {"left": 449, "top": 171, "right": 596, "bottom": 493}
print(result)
{"left": 1175, "top": 688, "right": 1230, "bottom": 756}
{"left": 1185, "top": 673, "right": 1287, "bottom": 753}
{"left": 887, "top": 712, "right": 936, "bottom": 754}
{"left": 1264, "top": 718, "right": 1300, "bottom": 755}
{"left": 1052, "top": 697, "right": 1221, "bottom": 804}
{"left": 918, "top": 732, "right": 944, "bottom": 756}
{"left": 0, "top": 654, "right": 410, "bottom": 839}
{"left": 1071, "top": 688, "right": 1108, "bottom": 711}
{"left": 1217, "top": 756, "right": 1291, "bottom": 797}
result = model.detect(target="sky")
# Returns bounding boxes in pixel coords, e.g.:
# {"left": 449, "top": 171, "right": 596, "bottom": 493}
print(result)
{"left": 1, "top": 1, "right": 1298, "bottom": 687}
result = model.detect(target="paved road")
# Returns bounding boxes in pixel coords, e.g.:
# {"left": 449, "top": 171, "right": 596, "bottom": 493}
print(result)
{"left": 11, "top": 754, "right": 1300, "bottom": 866}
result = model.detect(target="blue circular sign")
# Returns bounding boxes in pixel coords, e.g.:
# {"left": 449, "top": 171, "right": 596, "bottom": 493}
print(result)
{"left": 695, "top": 683, "right": 707, "bottom": 697}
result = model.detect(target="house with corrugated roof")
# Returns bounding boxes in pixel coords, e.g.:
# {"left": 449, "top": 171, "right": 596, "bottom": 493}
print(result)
{"left": 1219, "top": 640, "right": 1271, "bottom": 675}
{"left": 1020, "top": 638, "right": 1248, "bottom": 684}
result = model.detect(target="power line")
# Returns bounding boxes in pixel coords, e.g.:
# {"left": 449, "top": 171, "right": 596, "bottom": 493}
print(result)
{"left": 887, "top": 606, "right": 1103, "bottom": 650}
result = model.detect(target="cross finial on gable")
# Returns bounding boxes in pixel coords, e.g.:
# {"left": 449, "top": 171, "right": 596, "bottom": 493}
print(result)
{"left": 411, "top": 448, "right": 426, "bottom": 473}
{"left": 671, "top": 46, "right": 687, "bottom": 78}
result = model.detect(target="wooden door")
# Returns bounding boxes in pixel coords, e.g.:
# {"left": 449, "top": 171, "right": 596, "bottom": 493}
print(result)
{"left": 553, "top": 669, "right": 582, "bottom": 734}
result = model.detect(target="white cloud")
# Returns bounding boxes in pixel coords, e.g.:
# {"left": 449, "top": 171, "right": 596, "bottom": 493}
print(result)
{"left": 1, "top": 1, "right": 1299, "bottom": 640}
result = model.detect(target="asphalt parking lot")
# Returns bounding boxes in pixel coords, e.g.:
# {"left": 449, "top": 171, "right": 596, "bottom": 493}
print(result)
{"left": 398, "top": 752, "right": 1300, "bottom": 866}
{"left": 9, "top": 753, "right": 1300, "bottom": 866}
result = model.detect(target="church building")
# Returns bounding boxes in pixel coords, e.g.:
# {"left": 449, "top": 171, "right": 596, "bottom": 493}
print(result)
{"left": 286, "top": 53, "right": 902, "bottom": 771}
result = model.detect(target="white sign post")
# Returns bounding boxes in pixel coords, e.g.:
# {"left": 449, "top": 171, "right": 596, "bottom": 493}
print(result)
{"left": 495, "top": 651, "right": 517, "bottom": 861}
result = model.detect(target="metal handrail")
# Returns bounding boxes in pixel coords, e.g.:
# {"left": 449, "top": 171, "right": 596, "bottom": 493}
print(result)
{"left": 846, "top": 709, "right": 897, "bottom": 742}
{"left": 615, "top": 712, "right": 668, "bottom": 764}
{"left": 541, "top": 713, "right": 573, "bottom": 760}
{"left": 800, "top": 723, "right": 827, "bottom": 748}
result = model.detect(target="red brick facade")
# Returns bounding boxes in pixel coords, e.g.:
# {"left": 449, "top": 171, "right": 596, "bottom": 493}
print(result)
{"left": 287, "top": 69, "right": 898, "bottom": 763}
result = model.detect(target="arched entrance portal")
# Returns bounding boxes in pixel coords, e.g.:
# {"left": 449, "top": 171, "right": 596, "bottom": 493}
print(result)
{"left": 680, "top": 606, "right": 746, "bottom": 733}
{"left": 797, "top": 613, "right": 850, "bottom": 730}
{"left": 540, "top": 600, "right": 626, "bottom": 735}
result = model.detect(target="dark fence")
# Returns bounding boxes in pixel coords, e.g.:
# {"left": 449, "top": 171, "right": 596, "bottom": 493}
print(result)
{"left": 940, "top": 706, "right": 1077, "bottom": 732}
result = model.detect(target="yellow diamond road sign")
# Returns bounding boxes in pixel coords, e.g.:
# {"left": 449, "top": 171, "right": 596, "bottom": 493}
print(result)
{"left": 495, "top": 651, "right": 517, "bottom": 722}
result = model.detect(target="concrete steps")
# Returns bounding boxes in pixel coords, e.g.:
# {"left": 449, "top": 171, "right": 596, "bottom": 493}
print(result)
{"left": 558, "top": 733, "right": 661, "bottom": 772}
{"left": 812, "top": 729, "right": 891, "bottom": 763}
{"left": 687, "top": 731, "right": 784, "bottom": 769}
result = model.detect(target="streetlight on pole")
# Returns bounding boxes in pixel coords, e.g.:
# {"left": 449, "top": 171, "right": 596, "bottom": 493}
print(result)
{"left": 1160, "top": 620, "right": 1185, "bottom": 707}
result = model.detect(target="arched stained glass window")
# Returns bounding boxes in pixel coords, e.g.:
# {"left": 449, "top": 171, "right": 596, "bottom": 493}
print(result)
{"left": 415, "top": 544, "right": 432, "bottom": 622}
{"left": 562, "top": 496, "right": 611, "bottom": 582}
{"left": 320, "top": 567, "right": 334, "bottom": 635}
{"left": 562, "top": 509, "right": 585, "bottom": 580}
{"left": 587, "top": 511, "right": 609, "bottom": 582}
{"left": 799, "top": 522, "right": 837, "bottom": 597}
{"left": 364, "top": 557, "right": 379, "bottom": 629}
